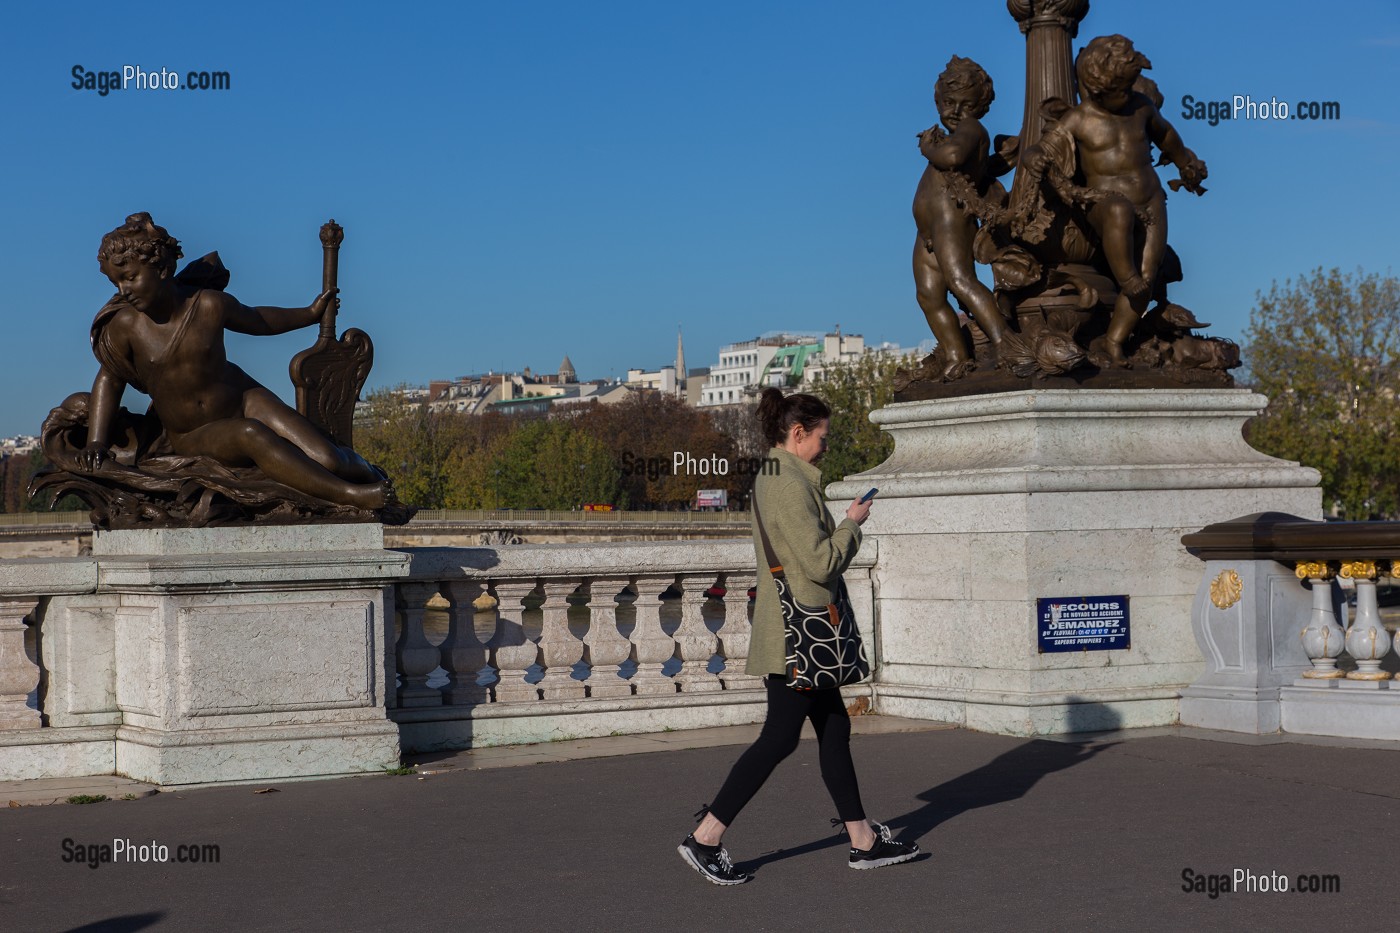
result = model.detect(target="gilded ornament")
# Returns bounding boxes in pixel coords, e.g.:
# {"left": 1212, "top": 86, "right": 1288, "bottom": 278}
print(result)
{"left": 1209, "top": 569, "right": 1243, "bottom": 610}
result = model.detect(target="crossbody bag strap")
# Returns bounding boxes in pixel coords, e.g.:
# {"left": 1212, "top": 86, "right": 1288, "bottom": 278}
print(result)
{"left": 752, "top": 487, "right": 784, "bottom": 577}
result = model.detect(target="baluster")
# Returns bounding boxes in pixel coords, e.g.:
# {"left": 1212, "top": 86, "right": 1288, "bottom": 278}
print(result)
{"left": 0, "top": 597, "right": 40, "bottom": 729}
{"left": 537, "top": 579, "right": 586, "bottom": 700}
{"left": 492, "top": 580, "right": 542, "bottom": 702}
{"left": 583, "top": 577, "right": 632, "bottom": 698}
{"left": 629, "top": 575, "right": 679, "bottom": 696}
{"left": 717, "top": 572, "right": 762, "bottom": 690}
{"left": 441, "top": 580, "right": 488, "bottom": 705}
{"left": 1342, "top": 561, "right": 1391, "bottom": 681}
{"left": 395, "top": 582, "right": 444, "bottom": 707}
{"left": 1296, "top": 562, "right": 1345, "bottom": 679}
{"left": 674, "top": 574, "right": 722, "bottom": 692}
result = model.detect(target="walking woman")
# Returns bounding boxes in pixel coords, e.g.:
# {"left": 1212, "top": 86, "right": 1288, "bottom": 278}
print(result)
{"left": 677, "top": 389, "right": 918, "bottom": 885}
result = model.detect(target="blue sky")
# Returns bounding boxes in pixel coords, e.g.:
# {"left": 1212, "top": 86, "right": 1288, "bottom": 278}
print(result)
{"left": 1, "top": 0, "right": 1396, "bottom": 436}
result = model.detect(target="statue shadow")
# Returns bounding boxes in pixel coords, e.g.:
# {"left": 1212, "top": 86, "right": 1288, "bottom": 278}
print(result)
{"left": 739, "top": 701, "right": 1121, "bottom": 874}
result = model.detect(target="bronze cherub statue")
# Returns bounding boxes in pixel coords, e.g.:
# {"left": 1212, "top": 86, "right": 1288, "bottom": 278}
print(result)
{"left": 897, "top": 7, "right": 1241, "bottom": 400}
{"left": 912, "top": 56, "right": 1017, "bottom": 381}
{"left": 1020, "top": 34, "right": 1207, "bottom": 368}
{"left": 32, "top": 213, "right": 410, "bottom": 528}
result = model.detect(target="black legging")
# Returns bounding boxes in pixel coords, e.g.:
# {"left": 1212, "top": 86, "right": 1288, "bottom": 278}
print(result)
{"left": 708, "top": 675, "right": 866, "bottom": 825}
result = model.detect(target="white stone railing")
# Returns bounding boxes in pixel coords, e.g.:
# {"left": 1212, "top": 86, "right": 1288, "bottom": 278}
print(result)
{"left": 1292, "top": 560, "right": 1397, "bottom": 681}
{"left": 0, "top": 594, "right": 41, "bottom": 730}
{"left": 387, "top": 541, "right": 877, "bottom": 751}
{"left": 0, "top": 531, "right": 877, "bottom": 779}
{"left": 0, "top": 557, "right": 113, "bottom": 780}
{"left": 0, "top": 559, "right": 97, "bottom": 731}
{"left": 1181, "top": 514, "right": 1400, "bottom": 740}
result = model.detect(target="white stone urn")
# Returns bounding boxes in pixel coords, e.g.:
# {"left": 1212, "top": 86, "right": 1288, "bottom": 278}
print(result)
{"left": 1296, "top": 563, "right": 1345, "bottom": 679}
{"left": 1342, "top": 562, "right": 1391, "bottom": 681}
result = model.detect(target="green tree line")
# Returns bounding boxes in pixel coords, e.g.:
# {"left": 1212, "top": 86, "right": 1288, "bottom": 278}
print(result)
{"left": 1244, "top": 267, "right": 1400, "bottom": 519}
{"left": 357, "top": 357, "right": 901, "bottom": 511}
{"left": 0, "top": 450, "right": 82, "bottom": 513}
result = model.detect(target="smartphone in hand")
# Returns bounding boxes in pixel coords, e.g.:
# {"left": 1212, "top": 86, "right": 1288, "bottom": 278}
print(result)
{"left": 859, "top": 488, "right": 879, "bottom": 503}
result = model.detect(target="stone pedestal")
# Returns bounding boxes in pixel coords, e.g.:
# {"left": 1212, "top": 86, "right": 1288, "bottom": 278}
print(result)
{"left": 1177, "top": 560, "right": 1316, "bottom": 733}
{"left": 92, "top": 525, "right": 407, "bottom": 785}
{"left": 826, "top": 389, "right": 1322, "bottom": 736}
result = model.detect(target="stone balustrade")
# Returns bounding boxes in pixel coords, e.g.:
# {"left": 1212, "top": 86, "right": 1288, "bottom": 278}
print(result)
{"left": 0, "top": 594, "right": 41, "bottom": 731}
{"left": 0, "top": 556, "right": 109, "bottom": 778}
{"left": 387, "top": 541, "right": 877, "bottom": 751}
{"left": 1180, "top": 513, "right": 1400, "bottom": 738}
{"left": 0, "top": 532, "right": 878, "bottom": 779}
{"left": 0, "top": 559, "right": 98, "bottom": 729}
{"left": 1293, "top": 560, "right": 1397, "bottom": 682}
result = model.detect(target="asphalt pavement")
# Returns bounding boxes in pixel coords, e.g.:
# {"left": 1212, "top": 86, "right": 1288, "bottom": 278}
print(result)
{"left": 2, "top": 719, "right": 1394, "bottom": 932}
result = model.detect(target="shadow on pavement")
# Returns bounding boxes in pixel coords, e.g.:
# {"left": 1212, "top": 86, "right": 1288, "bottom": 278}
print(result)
{"left": 62, "top": 913, "right": 166, "bottom": 933}
{"left": 891, "top": 699, "right": 1123, "bottom": 842}
{"left": 738, "top": 702, "right": 1120, "bottom": 873}
{"left": 739, "top": 833, "right": 852, "bottom": 874}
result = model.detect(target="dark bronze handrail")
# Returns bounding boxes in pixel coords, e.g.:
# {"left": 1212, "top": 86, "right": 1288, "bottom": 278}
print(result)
{"left": 1182, "top": 512, "right": 1400, "bottom": 564}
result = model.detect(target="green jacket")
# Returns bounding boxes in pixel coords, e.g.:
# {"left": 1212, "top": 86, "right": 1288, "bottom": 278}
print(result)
{"left": 745, "top": 447, "right": 863, "bottom": 676}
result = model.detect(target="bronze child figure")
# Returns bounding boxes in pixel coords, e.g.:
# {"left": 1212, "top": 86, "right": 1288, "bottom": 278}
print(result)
{"left": 84, "top": 212, "right": 390, "bottom": 510}
{"left": 912, "top": 56, "right": 1012, "bottom": 381}
{"left": 1029, "top": 35, "right": 1207, "bottom": 367}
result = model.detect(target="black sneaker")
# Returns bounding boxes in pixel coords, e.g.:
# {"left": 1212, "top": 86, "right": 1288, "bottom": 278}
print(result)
{"left": 677, "top": 833, "right": 751, "bottom": 885}
{"left": 837, "top": 820, "right": 919, "bottom": 870}
{"left": 849, "top": 834, "right": 919, "bottom": 870}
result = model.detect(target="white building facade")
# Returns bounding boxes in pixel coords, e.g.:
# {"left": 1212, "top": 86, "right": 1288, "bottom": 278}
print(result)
{"left": 699, "top": 330, "right": 926, "bottom": 406}
{"left": 699, "top": 335, "right": 811, "bottom": 407}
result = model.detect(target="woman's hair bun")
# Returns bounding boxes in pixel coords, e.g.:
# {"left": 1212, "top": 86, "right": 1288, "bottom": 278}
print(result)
{"left": 756, "top": 390, "right": 831, "bottom": 446}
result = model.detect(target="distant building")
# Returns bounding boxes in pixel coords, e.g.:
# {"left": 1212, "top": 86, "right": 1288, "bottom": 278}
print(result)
{"left": 624, "top": 365, "right": 678, "bottom": 394}
{"left": 802, "top": 332, "right": 928, "bottom": 387}
{"left": 488, "top": 395, "right": 557, "bottom": 417}
{"left": 409, "top": 358, "right": 606, "bottom": 417}
{"left": 699, "top": 333, "right": 818, "bottom": 407}
{"left": 759, "top": 340, "right": 823, "bottom": 390}
{"left": 0, "top": 435, "right": 38, "bottom": 457}
{"left": 624, "top": 327, "right": 690, "bottom": 400}
{"left": 684, "top": 367, "right": 709, "bottom": 406}
{"left": 698, "top": 328, "right": 927, "bottom": 406}
{"left": 798, "top": 329, "right": 867, "bottom": 384}
{"left": 552, "top": 383, "right": 635, "bottom": 409}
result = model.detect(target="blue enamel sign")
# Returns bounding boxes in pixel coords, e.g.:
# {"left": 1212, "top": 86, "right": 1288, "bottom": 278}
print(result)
{"left": 1036, "top": 596, "right": 1130, "bottom": 653}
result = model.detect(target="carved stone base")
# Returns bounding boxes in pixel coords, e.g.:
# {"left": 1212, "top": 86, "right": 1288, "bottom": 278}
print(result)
{"left": 63, "top": 526, "right": 406, "bottom": 785}
{"left": 826, "top": 388, "right": 1322, "bottom": 736}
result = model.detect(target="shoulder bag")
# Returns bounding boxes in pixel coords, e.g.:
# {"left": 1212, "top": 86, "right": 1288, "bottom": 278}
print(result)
{"left": 754, "top": 493, "right": 870, "bottom": 691}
